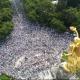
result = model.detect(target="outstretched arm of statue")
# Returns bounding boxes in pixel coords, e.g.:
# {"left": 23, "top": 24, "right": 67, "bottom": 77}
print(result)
{"left": 70, "top": 26, "right": 79, "bottom": 38}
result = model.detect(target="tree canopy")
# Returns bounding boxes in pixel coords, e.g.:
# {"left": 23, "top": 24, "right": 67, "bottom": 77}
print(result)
{"left": 23, "top": 0, "right": 80, "bottom": 32}
{"left": 0, "top": 0, "right": 13, "bottom": 40}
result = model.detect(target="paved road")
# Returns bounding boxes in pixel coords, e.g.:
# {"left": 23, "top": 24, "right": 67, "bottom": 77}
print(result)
{"left": 0, "top": 0, "right": 73, "bottom": 79}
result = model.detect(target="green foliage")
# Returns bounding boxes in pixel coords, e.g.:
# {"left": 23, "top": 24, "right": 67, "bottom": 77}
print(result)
{"left": 61, "top": 51, "right": 68, "bottom": 62}
{"left": 0, "top": 8, "right": 13, "bottom": 22}
{"left": 23, "top": 0, "right": 55, "bottom": 22}
{"left": 0, "top": 0, "right": 13, "bottom": 40}
{"left": 50, "top": 18, "right": 66, "bottom": 32}
{"left": 0, "top": 22, "right": 13, "bottom": 39}
{"left": 27, "top": 10, "right": 38, "bottom": 22}
{"left": 23, "top": 0, "right": 80, "bottom": 32}
{"left": 62, "top": 8, "right": 80, "bottom": 26}
{"left": 66, "top": 0, "right": 80, "bottom": 8}
{"left": 57, "top": 0, "right": 67, "bottom": 11}
{"left": 58, "top": 0, "right": 80, "bottom": 8}
{"left": 0, "top": 73, "right": 14, "bottom": 80}
{"left": 57, "top": 0, "right": 80, "bottom": 32}
{"left": 0, "top": 0, "right": 11, "bottom": 8}
{"left": 23, "top": 0, "right": 66, "bottom": 32}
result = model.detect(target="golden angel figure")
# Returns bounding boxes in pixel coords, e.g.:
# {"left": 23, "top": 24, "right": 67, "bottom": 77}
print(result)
{"left": 61, "top": 26, "right": 80, "bottom": 73}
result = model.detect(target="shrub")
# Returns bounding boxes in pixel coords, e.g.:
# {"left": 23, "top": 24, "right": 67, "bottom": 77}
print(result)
{"left": 27, "top": 10, "right": 38, "bottom": 22}
{"left": 0, "top": 0, "right": 13, "bottom": 40}
{"left": 23, "top": 0, "right": 67, "bottom": 32}
{"left": 0, "top": 0, "right": 11, "bottom": 8}
{"left": 58, "top": 0, "right": 80, "bottom": 9}
{"left": 0, "top": 22, "right": 13, "bottom": 39}
{"left": 23, "top": 0, "right": 55, "bottom": 22}
{"left": 62, "top": 8, "right": 80, "bottom": 28}
{"left": 50, "top": 18, "right": 66, "bottom": 32}
{"left": 1, "top": 8, "right": 13, "bottom": 22}
{"left": 23, "top": 0, "right": 80, "bottom": 32}
{"left": 66, "top": 0, "right": 80, "bottom": 8}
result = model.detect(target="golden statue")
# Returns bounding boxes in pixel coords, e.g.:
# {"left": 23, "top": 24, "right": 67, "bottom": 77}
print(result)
{"left": 61, "top": 26, "right": 80, "bottom": 73}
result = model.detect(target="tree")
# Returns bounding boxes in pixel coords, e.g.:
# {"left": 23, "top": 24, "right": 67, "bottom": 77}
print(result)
{"left": 23, "top": 0, "right": 66, "bottom": 32}
{"left": 50, "top": 18, "right": 66, "bottom": 32}
{"left": 0, "top": 0, "right": 13, "bottom": 40}
{"left": 67, "top": 0, "right": 80, "bottom": 7}
{"left": 58, "top": 0, "right": 80, "bottom": 8}
{"left": 62, "top": 8, "right": 80, "bottom": 28}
